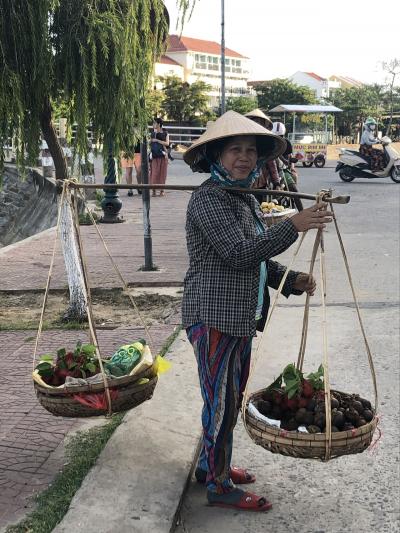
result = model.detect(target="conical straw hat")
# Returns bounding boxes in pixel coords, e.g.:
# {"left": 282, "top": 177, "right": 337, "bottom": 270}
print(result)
{"left": 244, "top": 108, "right": 273, "bottom": 128}
{"left": 184, "top": 110, "right": 285, "bottom": 172}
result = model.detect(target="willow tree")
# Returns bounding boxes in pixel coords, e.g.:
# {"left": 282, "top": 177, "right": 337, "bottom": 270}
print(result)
{"left": 0, "top": 0, "right": 192, "bottom": 320}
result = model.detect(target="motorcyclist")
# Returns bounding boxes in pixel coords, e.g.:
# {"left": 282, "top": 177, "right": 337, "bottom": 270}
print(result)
{"left": 271, "top": 122, "right": 304, "bottom": 211}
{"left": 359, "top": 117, "right": 384, "bottom": 172}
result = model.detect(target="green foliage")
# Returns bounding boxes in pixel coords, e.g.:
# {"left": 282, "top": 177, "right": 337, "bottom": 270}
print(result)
{"left": 160, "top": 75, "right": 211, "bottom": 122}
{"left": 254, "top": 78, "right": 317, "bottom": 111}
{"left": 329, "top": 84, "right": 385, "bottom": 136}
{"left": 146, "top": 86, "right": 165, "bottom": 120}
{"left": 0, "top": 0, "right": 172, "bottom": 174}
{"left": 226, "top": 96, "right": 258, "bottom": 114}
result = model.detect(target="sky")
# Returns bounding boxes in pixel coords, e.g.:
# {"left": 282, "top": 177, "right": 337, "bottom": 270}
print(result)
{"left": 164, "top": 0, "right": 399, "bottom": 86}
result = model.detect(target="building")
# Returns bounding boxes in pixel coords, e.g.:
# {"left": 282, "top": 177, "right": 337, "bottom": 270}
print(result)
{"left": 328, "top": 74, "right": 364, "bottom": 90}
{"left": 154, "top": 55, "right": 185, "bottom": 86}
{"left": 154, "top": 35, "right": 252, "bottom": 108}
{"left": 289, "top": 72, "right": 364, "bottom": 100}
{"left": 289, "top": 71, "right": 330, "bottom": 100}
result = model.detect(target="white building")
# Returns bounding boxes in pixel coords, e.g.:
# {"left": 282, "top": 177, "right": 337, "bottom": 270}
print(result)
{"left": 289, "top": 71, "right": 331, "bottom": 100}
{"left": 154, "top": 55, "right": 185, "bottom": 86}
{"left": 155, "top": 35, "right": 252, "bottom": 108}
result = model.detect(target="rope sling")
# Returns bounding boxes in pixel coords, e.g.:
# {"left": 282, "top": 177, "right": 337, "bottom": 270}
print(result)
{"left": 242, "top": 191, "right": 379, "bottom": 461}
{"left": 33, "top": 180, "right": 157, "bottom": 417}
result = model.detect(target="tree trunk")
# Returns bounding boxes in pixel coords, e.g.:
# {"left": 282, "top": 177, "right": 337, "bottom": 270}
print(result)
{"left": 59, "top": 194, "right": 88, "bottom": 322}
{"left": 40, "top": 97, "right": 88, "bottom": 322}
{"left": 40, "top": 97, "right": 68, "bottom": 180}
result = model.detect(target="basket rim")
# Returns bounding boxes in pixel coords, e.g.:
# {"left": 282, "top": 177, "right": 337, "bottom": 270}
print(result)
{"left": 245, "top": 388, "right": 378, "bottom": 442}
{"left": 33, "top": 365, "right": 155, "bottom": 396}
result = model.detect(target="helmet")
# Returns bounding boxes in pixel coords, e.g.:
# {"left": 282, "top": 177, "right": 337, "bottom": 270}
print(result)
{"left": 271, "top": 122, "right": 286, "bottom": 136}
{"left": 364, "top": 117, "right": 377, "bottom": 131}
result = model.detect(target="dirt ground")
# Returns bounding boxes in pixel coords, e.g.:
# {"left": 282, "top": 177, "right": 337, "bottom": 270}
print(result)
{"left": 0, "top": 288, "right": 183, "bottom": 330}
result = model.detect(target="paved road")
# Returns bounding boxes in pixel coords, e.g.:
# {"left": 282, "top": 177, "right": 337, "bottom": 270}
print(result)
{"left": 175, "top": 162, "right": 400, "bottom": 533}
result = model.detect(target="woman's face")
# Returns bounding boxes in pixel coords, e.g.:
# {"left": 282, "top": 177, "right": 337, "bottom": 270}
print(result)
{"left": 219, "top": 136, "right": 258, "bottom": 181}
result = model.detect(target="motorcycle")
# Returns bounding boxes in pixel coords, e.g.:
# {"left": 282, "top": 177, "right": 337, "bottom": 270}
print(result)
{"left": 335, "top": 136, "right": 400, "bottom": 183}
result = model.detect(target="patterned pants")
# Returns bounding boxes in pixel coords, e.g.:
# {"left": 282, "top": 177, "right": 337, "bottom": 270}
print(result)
{"left": 186, "top": 323, "right": 253, "bottom": 493}
{"left": 360, "top": 144, "right": 384, "bottom": 172}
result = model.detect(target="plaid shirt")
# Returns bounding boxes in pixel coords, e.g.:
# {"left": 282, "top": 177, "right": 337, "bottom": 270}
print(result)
{"left": 182, "top": 179, "right": 301, "bottom": 337}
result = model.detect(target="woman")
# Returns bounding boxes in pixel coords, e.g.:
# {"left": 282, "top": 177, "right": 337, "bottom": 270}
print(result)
{"left": 359, "top": 117, "right": 384, "bottom": 172}
{"left": 245, "top": 108, "right": 281, "bottom": 199}
{"left": 150, "top": 117, "right": 169, "bottom": 197}
{"left": 182, "top": 111, "right": 332, "bottom": 512}
{"left": 121, "top": 141, "right": 141, "bottom": 197}
{"left": 271, "top": 121, "right": 304, "bottom": 211}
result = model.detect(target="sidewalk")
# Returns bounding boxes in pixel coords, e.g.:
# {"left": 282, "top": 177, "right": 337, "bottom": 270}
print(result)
{"left": 0, "top": 182, "right": 194, "bottom": 530}
{"left": 0, "top": 190, "right": 190, "bottom": 291}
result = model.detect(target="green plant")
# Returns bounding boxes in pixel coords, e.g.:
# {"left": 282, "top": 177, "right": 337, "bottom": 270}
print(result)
{"left": 266, "top": 363, "right": 324, "bottom": 399}
{"left": 78, "top": 210, "right": 98, "bottom": 225}
{"left": 95, "top": 189, "right": 105, "bottom": 208}
{"left": 36, "top": 341, "right": 99, "bottom": 386}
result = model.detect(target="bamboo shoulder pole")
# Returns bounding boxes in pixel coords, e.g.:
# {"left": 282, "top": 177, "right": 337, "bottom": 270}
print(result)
{"left": 65, "top": 181, "right": 350, "bottom": 205}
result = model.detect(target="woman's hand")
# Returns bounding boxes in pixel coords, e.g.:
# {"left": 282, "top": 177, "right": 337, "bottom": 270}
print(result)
{"left": 294, "top": 273, "right": 316, "bottom": 295}
{"left": 291, "top": 202, "right": 332, "bottom": 232}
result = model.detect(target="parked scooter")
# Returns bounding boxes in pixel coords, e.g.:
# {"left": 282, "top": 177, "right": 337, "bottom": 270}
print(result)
{"left": 336, "top": 136, "right": 400, "bottom": 183}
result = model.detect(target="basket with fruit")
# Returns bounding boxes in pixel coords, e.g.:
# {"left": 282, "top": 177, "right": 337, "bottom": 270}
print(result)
{"left": 243, "top": 196, "right": 379, "bottom": 461}
{"left": 260, "top": 201, "right": 296, "bottom": 227}
{"left": 245, "top": 364, "right": 377, "bottom": 460}
{"left": 33, "top": 340, "right": 158, "bottom": 417}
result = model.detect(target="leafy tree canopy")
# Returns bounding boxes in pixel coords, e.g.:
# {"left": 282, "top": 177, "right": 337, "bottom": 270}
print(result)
{"left": 160, "top": 75, "right": 211, "bottom": 122}
{"left": 329, "top": 84, "right": 385, "bottom": 136}
{"left": 226, "top": 96, "right": 258, "bottom": 115}
{"left": 0, "top": 0, "right": 200, "bottom": 176}
{"left": 254, "top": 78, "right": 317, "bottom": 111}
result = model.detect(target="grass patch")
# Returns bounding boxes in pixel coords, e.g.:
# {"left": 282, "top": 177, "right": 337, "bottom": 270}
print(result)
{"left": 159, "top": 325, "right": 182, "bottom": 358}
{"left": 5, "top": 327, "right": 182, "bottom": 533}
{"left": 6, "top": 413, "right": 124, "bottom": 533}
{"left": 0, "top": 321, "right": 89, "bottom": 332}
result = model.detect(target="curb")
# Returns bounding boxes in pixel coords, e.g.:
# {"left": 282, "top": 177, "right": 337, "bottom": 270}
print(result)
{"left": 53, "top": 331, "right": 203, "bottom": 533}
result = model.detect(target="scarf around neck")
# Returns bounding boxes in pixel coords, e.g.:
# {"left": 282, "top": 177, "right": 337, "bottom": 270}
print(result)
{"left": 209, "top": 159, "right": 262, "bottom": 189}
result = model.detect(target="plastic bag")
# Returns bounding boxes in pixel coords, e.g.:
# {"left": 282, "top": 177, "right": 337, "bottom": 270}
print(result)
{"left": 153, "top": 355, "right": 172, "bottom": 376}
{"left": 105, "top": 343, "right": 144, "bottom": 377}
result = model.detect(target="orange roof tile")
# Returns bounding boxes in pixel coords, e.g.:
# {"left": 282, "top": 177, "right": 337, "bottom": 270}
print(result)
{"left": 168, "top": 34, "right": 247, "bottom": 59}
{"left": 305, "top": 72, "right": 326, "bottom": 81}
{"left": 159, "top": 55, "right": 182, "bottom": 66}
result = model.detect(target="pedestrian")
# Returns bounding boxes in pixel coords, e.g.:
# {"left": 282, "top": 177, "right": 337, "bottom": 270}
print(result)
{"left": 150, "top": 117, "right": 169, "bottom": 197}
{"left": 182, "top": 111, "right": 332, "bottom": 512}
{"left": 271, "top": 121, "right": 304, "bottom": 211}
{"left": 121, "top": 141, "right": 142, "bottom": 197}
{"left": 245, "top": 109, "right": 282, "bottom": 202}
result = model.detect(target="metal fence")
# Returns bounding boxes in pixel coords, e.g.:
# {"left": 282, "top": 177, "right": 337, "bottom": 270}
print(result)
{"left": 161, "top": 125, "right": 206, "bottom": 147}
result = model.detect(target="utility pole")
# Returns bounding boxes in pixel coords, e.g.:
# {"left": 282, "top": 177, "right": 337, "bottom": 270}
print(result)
{"left": 220, "top": 0, "right": 226, "bottom": 114}
{"left": 140, "top": 137, "right": 154, "bottom": 270}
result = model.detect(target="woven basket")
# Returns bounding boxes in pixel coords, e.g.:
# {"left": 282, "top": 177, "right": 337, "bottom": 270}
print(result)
{"left": 34, "top": 366, "right": 157, "bottom": 417}
{"left": 244, "top": 389, "right": 378, "bottom": 461}
{"left": 263, "top": 209, "right": 296, "bottom": 227}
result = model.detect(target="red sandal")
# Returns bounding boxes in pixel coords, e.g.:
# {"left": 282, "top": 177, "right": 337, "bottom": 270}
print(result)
{"left": 207, "top": 488, "right": 272, "bottom": 512}
{"left": 195, "top": 466, "right": 256, "bottom": 485}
